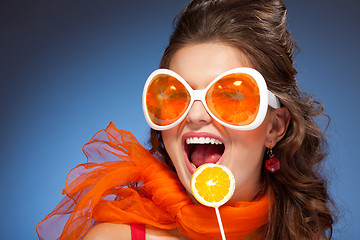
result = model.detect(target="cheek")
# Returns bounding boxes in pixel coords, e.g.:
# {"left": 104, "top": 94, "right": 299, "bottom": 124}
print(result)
{"left": 227, "top": 125, "right": 267, "bottom": 177}
{"left": 161, "top": 129, "right": 181, "bottom": 166}
{"left": 230, "top": 132, "right": 265, "bottom": 169}
{"left": 162, "top": 129, "right": 193, "bottom": 193}
{"left": 225, "top": 128, "right": 267, "bottom": 201}
{"left": 229, "top": 121, "right": 267, "bottom": 152}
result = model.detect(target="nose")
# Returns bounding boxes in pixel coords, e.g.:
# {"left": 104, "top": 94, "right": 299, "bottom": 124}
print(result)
{"left": 186, "top": 100, "right": 213, "bottom": 127}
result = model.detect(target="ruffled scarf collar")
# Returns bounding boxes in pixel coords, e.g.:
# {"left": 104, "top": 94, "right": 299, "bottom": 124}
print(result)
{"left": 37, "top": 122, "right": 270, "bottom": 240}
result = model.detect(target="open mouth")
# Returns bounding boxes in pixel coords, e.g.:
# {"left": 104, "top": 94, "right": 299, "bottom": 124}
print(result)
{"left": 184, "top": 135, "right": 226, "bottom": 172}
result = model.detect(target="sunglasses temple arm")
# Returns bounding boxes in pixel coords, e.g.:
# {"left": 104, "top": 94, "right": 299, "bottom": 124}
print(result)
{"left": 268, "top": 90, "right": 281, "bottom": 109}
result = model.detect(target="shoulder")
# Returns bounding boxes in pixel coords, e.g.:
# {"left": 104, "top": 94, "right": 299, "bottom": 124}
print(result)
{"left": 82, "top": 223, "right": 131, "bottom": 240}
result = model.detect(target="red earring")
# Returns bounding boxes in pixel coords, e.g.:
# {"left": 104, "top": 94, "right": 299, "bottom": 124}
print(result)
{"left": 265, "top": 147, "right": 280, "bottom": 173}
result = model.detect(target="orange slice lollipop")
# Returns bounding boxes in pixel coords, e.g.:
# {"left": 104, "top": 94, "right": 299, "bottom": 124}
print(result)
{"left": 191, "top": 163, "right": 235, "bottom": 208}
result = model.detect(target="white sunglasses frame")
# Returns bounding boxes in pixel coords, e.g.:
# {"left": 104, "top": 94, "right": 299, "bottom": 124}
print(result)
{"left": 142, "top": 67, "right": 281, "bottom": 131}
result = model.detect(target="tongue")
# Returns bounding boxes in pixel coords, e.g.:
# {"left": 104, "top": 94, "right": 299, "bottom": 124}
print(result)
{"left": 190, "top": 144, "right": 223, "bottom": 167}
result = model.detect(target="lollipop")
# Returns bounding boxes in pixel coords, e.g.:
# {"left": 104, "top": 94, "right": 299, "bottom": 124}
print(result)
{"left": 191, "top": 163, "right": 235, "bottom": 240}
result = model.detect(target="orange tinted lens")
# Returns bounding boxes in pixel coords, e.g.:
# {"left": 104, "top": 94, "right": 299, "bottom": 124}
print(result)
{"left": 206, "top": 73, "right": 260, "bottom": 126}
{"left": 146, "top": 74, "right": 191, "bottom": 126}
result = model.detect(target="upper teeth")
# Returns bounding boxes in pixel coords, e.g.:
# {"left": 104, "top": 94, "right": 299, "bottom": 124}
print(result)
{"left": 186, "top": 137, "right": 223, "bottom": 145}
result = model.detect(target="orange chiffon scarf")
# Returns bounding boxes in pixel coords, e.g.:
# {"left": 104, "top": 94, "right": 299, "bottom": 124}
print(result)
{"left": 37, "top": 122, "right": 271, "bottom": 240}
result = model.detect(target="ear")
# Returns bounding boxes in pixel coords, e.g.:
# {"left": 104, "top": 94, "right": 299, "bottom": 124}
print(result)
{"left": 265, "top": 107, "right": 291, "bottom": 148}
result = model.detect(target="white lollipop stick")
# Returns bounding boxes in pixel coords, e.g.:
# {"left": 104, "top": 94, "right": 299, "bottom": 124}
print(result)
{"left": 215, "top": 207, "right": 226, "bottom": 240}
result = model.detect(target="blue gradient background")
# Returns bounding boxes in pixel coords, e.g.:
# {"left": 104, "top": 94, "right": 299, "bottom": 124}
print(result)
{"left": 1, "top": 0, "right": 359, "bottom": 239}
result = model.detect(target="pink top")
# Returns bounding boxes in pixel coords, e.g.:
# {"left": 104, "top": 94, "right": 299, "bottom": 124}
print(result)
{"left": 131, "top": 224, "right": 145, "bottom": 240}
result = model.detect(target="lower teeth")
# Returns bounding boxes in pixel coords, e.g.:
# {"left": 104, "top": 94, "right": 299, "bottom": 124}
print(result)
{"left": 191, "top": 162, "right": 197, "bottom": 168}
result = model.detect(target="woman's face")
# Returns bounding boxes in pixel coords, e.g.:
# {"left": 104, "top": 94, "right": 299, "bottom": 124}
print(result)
{"left": 162, "top": 43, "right": 273, "bottom": 202}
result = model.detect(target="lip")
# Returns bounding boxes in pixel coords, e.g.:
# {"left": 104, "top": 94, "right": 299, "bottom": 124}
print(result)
{"left": 182, "top": 132, "right": 226, "bottom": 174}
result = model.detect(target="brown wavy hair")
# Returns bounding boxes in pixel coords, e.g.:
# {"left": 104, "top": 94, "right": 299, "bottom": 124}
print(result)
{"left": 148, "top": 0, "right": 335, "bottom": 239}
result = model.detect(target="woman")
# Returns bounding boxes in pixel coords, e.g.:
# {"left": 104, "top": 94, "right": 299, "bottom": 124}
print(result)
{"left": 37, "top": 0, "right": 335, "bottom": 239}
